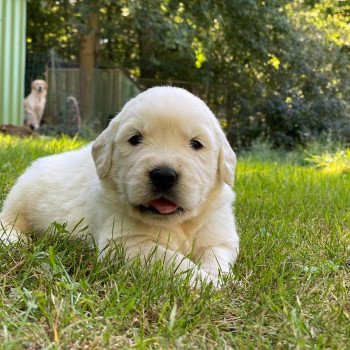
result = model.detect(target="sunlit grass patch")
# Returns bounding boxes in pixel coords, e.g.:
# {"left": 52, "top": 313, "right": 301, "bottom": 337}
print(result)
{"left": 0, "top": 133, "right": 88, "bottom": 154}
{"left": 305, "top": 148, "right": 350, "bottom": 174}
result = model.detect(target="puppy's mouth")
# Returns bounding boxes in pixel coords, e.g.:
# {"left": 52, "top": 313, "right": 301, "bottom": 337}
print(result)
{"left": 138, "top": 197, "right": 184, "bottom": 215}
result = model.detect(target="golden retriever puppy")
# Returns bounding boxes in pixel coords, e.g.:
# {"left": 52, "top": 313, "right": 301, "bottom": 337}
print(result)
{"left": 1, "top": 87, "right": 239, "bottom": 287}
{"left": 23, "top": 79, "right": 48, "bottom": 130}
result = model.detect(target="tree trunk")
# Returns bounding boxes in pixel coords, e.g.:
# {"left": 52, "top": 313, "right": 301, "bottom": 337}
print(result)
{"left": 139, "top": 28, "right": 157, "bottom": 78}
{"left": 138, "top": 2, "right": 157, "bottom": 79}
{"left": 79, "top": 9, "right": 98, "bottom": 124}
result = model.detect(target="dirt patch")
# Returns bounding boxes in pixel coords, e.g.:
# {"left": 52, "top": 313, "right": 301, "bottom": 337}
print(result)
{"left": 0, "top": 124, "right": 34, "bottom": 137}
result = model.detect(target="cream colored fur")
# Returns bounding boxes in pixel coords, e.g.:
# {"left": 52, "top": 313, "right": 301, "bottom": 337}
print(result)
{"left": 23, "top": 79, "right": 48, "bottom": 130}
{"left": 1, "top": 87, "right": 239, "bottom": 287}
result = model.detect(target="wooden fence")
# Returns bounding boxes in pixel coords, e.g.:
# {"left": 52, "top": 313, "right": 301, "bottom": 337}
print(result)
{"left": 44, "top": 70, "right": 230, "bottom": 134}
{"left": 45, "top": 68, "right": 142, "bottom": 131}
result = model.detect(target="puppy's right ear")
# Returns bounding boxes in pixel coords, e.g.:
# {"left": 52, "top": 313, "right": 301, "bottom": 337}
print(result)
{"left": 218, "top": 129, "right": 236, "bottom": 186}
{"left": 92, "top": 118, "right": 120, "bottom": 179}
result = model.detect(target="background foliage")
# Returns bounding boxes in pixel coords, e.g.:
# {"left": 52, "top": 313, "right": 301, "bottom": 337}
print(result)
{"left": 26, "top": 0, "right": 350, "bottom": 148}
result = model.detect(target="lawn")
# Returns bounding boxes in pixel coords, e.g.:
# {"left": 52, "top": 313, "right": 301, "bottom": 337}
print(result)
{"left": 0, "top": 135, "right": 349, "bottom": 349}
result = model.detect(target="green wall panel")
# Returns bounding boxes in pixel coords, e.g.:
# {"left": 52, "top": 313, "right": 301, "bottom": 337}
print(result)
{"left": 0, "top": 0, "right": 26, "bottom": 125}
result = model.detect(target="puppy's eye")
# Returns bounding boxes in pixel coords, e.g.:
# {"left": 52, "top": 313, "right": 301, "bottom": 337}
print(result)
{"left": 128, "top": 134, "right": 143, "bottom": 146}
{"left": 190, "top": 139, "right": 203, "bottom": 150}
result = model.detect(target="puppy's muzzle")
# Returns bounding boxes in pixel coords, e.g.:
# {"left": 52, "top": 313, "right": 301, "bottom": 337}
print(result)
{"left": 149, "top": 167, "right": 178, "bottom": 191}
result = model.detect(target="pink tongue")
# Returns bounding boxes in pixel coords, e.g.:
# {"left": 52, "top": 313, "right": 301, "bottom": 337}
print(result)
{"left": 148, "top": 198, "right": 179, "bottom": 214}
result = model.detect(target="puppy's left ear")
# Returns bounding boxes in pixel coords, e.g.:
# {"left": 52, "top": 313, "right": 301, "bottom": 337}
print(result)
{"left": 92, "top": 118, "right": 120, "bottom": 179}
{"left": 218, "top": 130, "right": 236, "bottom": 186}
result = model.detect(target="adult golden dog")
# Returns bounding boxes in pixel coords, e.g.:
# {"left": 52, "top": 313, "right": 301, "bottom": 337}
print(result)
{"left": 23, "top": 79, "right": 48, "bottom": 130}
{"left": 1, "top": 87, "right": 239, "bottom": 287}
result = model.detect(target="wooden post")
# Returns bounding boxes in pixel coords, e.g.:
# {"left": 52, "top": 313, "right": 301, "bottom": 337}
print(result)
{"left": 79, "top": 6, "right": 98, "bottom": 123}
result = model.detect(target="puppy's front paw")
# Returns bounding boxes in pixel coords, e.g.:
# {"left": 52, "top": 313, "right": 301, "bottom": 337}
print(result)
{"left": 190, "top": 269, "right": 223, "bottom": 289}
{"left": 0, "top": 227, "right": 27, "bottom": 245}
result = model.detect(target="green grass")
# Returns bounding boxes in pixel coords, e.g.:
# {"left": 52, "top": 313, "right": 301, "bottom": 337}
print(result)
{"left": 0, "top": 135, "right": 349, "bottom": 349}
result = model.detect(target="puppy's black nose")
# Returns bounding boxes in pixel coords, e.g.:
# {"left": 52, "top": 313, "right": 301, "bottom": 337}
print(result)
{"left": 150, "top": 167, "right": 178, "bottom": 190}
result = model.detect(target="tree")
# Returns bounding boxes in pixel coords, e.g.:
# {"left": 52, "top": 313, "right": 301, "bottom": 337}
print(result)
{"left": 26, "top": 0, "right": 350, "bottom": 146}
{"left": 76, "top": 1, "right": 99, "bottom": 122}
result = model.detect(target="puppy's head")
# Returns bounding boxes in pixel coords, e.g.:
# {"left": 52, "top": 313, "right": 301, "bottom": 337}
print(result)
{"left": 92, "top": 87, "right": 236, "bottom": 224}
{"left": 31, "top": 80, "right": 48, "bottom": 95}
